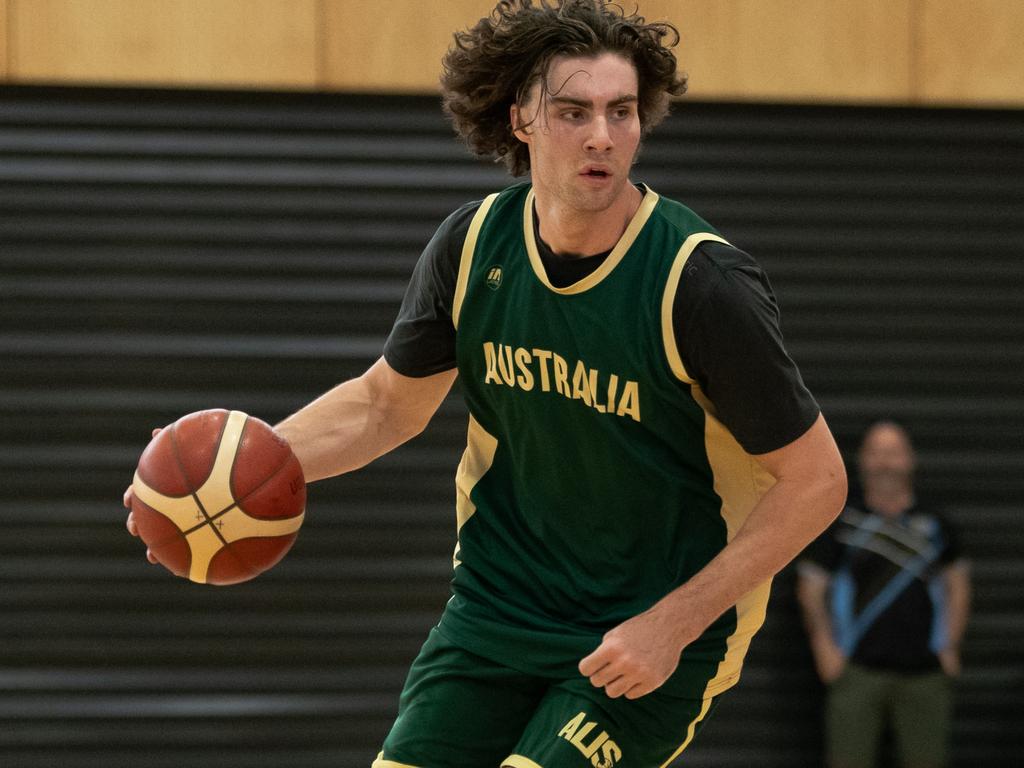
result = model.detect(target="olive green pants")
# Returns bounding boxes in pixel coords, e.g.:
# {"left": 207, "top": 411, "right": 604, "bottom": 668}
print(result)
{"left": 826, "top": 663, "right": 952, "bottom": 768}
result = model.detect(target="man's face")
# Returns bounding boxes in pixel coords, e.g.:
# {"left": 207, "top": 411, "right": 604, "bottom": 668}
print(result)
{"left": 511, "top": 52, "right": 642, "bottom": 213}
{"left": 858, "top": 423, "right": 916, "bottom": 491}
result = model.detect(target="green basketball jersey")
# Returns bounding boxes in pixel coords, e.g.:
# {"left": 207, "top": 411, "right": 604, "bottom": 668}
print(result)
{"left": 439, "top": 182, "right": 776, "bottom": 699}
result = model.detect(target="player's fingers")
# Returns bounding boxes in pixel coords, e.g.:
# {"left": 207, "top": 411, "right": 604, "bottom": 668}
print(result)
{"left": 623, "top": 681, "right": 651, "bottom": 700}
{"left": 603, "top": 675, "right": 633, "bottom": 699}
{"left": 578, "top": 646, "right": 610, "bottom": 677}
{"left": 132, "top": 429, "right": 163, "bottom": 561}
{"left": 126, "top": 510, "right": 155, "bottom": 561}
{"left": 587, "top": 662, "right": 622, "bottom": 688}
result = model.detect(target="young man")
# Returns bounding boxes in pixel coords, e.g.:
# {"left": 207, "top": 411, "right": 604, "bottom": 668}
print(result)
{"left": 797, "top": 421, "right": 970, "bottom": 768}
{"left": 127, "top": 2, "right": 846, "bottom": 765}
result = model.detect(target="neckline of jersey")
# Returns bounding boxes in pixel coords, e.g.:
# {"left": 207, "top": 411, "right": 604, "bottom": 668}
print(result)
{"left": 522, "top": 184, "right": 660, "bottom": 295}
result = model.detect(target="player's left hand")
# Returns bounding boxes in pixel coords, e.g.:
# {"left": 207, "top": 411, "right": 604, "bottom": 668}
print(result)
{"left": 578, "top": 605, "right": 693, "bottom": 700}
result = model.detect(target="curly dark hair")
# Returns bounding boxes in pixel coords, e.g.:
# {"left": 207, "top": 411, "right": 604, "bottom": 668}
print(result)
{"left": 441, "top": 0, "right": 687, "bottom": 177}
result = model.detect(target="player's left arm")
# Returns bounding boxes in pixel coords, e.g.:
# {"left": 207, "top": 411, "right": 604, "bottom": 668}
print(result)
{"left": 581, "top": 246, "right": 846, "bottom": 698}
{"left": 580, "top": 415, "right": 846, "bottom": 699}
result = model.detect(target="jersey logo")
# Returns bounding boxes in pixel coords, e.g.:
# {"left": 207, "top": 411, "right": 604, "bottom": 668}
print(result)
{"left": 485, "top": 265, "right": 503, "bottom": 290}
{"left": 482, "top": 341, "right": 641, "bottom": 422}
{"left": 557, "top": 711, "right": 622, "bottom": 767}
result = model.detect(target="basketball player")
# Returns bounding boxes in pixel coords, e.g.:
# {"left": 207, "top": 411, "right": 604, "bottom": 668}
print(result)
{"left": 126, "top": 2, "right": 846, "bottom": 765}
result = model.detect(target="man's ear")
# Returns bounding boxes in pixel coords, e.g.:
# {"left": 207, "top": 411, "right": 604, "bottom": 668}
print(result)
{"left": 510, "top": 103, "right": 531, "bottom": 144}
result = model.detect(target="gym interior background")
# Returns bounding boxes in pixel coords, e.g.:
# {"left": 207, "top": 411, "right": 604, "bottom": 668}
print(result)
{"left": 1, "top": 2, "right": 1022, "bottom": 766}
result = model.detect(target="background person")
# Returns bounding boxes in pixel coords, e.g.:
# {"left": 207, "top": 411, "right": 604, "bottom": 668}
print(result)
{"left": 797, "top": 420, "right": 971, "bottom": 768}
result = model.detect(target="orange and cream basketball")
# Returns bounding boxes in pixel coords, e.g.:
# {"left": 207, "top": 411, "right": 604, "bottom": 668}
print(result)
{"left": 130, "top": 409, "right": 306, "bottom": 585}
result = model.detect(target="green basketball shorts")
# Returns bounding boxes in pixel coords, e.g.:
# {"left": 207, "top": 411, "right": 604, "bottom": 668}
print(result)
{"left": 372, "top": 628, "right": 720, "bottom": 768}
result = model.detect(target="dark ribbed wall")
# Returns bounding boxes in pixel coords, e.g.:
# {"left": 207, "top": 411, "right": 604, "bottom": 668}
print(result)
{"left": 0, "top": 86, "right": 1021, "bottom": 768}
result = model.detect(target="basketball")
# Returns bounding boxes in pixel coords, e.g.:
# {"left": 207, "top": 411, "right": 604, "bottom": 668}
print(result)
{"left": 130, "top": 409, "right": 306, "bottom": 585}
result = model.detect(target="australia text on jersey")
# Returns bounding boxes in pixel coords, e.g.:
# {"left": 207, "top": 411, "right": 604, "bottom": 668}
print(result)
{"left": 481, "top": 341, "right": 640, "bottom": 422}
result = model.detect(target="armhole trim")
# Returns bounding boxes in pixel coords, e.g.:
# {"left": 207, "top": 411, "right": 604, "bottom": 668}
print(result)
{"left": 452, "top": 193, "right": 500, "bottom": 330}
{"left": 661, "top": 232, "right": 731, "bottom": 383}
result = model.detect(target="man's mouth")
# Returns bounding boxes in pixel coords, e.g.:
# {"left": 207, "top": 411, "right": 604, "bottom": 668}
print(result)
{"left": 581, "top": 166, "right": 611, "bottom": 178}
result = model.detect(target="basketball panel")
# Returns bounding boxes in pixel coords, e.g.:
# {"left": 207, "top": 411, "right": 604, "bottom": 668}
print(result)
{"left": 226, "top": 534, "right": 299, "bottom": 582}
{"left": 230, "top": 416, "right": 295, "bottom": 500}
{"left": 237, "top": 452, "right": 306, "bottom": 520}
{"left": 130, "top": 497, "right": 192, "bottom": 578}
{"left": 205, "top": 542, "right": 265, "bottom": 585}
{"left": 136, "top": 427, "right": 192, "bottom": 497}
{"left": 173, "top": 409, "right": 229, "bottom": 491}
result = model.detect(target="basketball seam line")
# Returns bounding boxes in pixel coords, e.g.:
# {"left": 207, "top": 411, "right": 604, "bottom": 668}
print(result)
{"left": 181, "top": 502, "right": 237, "bottom": 536}
{"left": 228, "top": 420, "right": 303, "bottom": 521}
{"left": 169, "top": 419, "right": 231, "bottom": 551}
{"left": 200, "top": 415, "right": 298, "bottom": 580}
{"left": 215, "top": 425, "right": 303, "bottom": 579}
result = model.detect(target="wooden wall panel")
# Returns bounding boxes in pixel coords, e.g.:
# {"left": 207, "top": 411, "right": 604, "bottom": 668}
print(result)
{"left": 3, "top": 1, "right": 1024, "bottom": 107}
{"left": 916, "top": 0, "right": 1024, "bottom": 106}
{"left": 0, "top": 0, "right": 7, "bottom": 79}
{"left": 321, "top": 0, "right": 494, "bottom": 92}
{"left": 321, "top": 0, "right": 916, "bottom": 101}
{"left": 8, "top": 0, "right": 318, "bottom": 88}
{"left": 656, "top": 0, "right": 913, "bottom": 103}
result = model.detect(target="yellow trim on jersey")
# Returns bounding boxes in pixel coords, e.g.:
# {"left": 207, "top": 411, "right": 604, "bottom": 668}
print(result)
{"left": 709, "top": 579, "right": 772, "bottom": 695}
{"left": 688, "top": 385, "right": 776, "bottom": 697}
{"left": 371, "top": 752, "right": 422, "bottom": 768}
{"left": 502, "top": 756, "right": 544, "bottom": 768}
{"left": 452, "top": 413, "right": 499, "bottom": 567}
{"left": 661, "top": 232, "right": 732, "bottom": 384}
{"left": 131, "top": 410, "right": 304, "bottom": 583}
{"left": 522, "top": 186, "right": 659, "bottom": 295}
{"left": 452, "top": 192, "right": 500, "bottom": 330}
{"left": 658, "top": 696, "right": 715, "bottom": 768}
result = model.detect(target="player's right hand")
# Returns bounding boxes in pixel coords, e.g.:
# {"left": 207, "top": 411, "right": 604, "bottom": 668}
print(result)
{"left": 125, "top": 428, "right": 163, "bottom": 565}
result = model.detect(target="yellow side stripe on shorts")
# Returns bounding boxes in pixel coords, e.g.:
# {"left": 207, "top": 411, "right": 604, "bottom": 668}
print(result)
{"left": 658, "top": 696, "right": 715, "bottom": 768}
{"left": 502, "top": 755, "right": 544, "bottom": 768}
{"left": 371, "top": 752, "right": 422, "bottom": 768}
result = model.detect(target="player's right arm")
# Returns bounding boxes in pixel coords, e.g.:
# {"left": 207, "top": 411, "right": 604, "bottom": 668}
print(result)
{"left": 274, "top": 358, "right": 455, "bottom": 482}
{"left": 275, "top": 201, "right": 477, "bottom": 480}
{"left": 123, "top": 359, "right": 454, "bottom": 555}
{"left": 126, "top": 200, "right": 471, "bottom": 546}
{"left": 245, "top": 198, "right": 477, "bottom": 481}
{"left": 275, "top": 201, "right": 477, "bottom": 481}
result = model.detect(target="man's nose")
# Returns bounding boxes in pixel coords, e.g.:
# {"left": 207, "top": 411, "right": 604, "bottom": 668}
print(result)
{"left": 585, "top": 116, "right": 613, "bottom": 152}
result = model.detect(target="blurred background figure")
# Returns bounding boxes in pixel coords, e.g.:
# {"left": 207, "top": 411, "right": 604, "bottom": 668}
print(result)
{"left": 796, "top": 420, "right": 971, "bottom": 768}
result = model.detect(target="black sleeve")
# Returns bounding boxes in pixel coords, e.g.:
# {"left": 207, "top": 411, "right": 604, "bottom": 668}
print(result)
{"left": 675, "top": 242, "right": 820, "bottom": 455}
{"left": 382, "top": 200, "right": 481, "bottom": 377}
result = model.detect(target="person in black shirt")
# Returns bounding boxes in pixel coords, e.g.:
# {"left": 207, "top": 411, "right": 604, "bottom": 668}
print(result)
{"left": 797, "top": 421, "right": 971, "bottom": 768}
